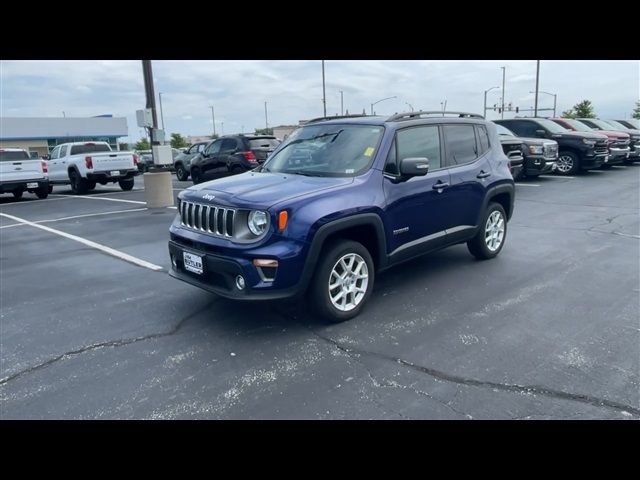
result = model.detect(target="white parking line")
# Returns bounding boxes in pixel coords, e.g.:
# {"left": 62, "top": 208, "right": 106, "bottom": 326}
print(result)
{"left": 53, "top": 194, "right": 146, "bottom": 205}
{"left": 516, "top": 183, "right": 541, "bottom": 187}
{"left": 540, "top": 175, "right": 575, "bottom": 179}
{"left": 0, "top": 212, "right": 163, "bottom": 271}
{"left": 0, "top": 208, "right": 148, "bottom": 229}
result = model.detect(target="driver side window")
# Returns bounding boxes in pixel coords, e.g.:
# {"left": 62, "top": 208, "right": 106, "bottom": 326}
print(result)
{"left": 204, "top": 140, "right": 222, "bottom": 156}
{"left": 50, "top": 146, "right": 60, "bottom": 159}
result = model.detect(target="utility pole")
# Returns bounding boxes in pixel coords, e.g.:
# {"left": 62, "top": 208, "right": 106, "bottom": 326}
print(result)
{"left": 209, "top": 106, "right": 216, "bottom": 136}
{"left": 322, "top": 60, "right": 327, "bottom": 117}
{"left": 534, "top": 60, "right": 540, "bottom": 117}
{"left": 340, "top": 90, "right": 344, "bottom": 116}
{"left": 501, "top": 66, "right": 506, "bottom": 119}
{"left": 264, "top": 101, "right": 268, "bottom": 129}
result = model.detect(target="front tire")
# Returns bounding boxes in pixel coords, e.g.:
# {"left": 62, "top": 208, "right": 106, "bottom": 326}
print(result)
{"left": 309, "top": 240, "right": 375, "bottom": 323}
{"left": 118, "top": 178, "right": 134, "bottom": 191}
{"left": 467, "top": 202, "right": 507, "bottom": 260}
{"left": 175, "top": 163, "right": 189, "bottom": 181}
{"left": 556, "top": 151, "right": 580, "bottom": 175}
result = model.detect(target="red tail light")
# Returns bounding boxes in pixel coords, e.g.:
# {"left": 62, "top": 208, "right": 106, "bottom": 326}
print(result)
{"left": 133, "top": 154, "right": 139, "bottom": 165}
{"left": 41, "top": 160, "right": 48, "bottom": 173}
{"left": 85, "top": 156, "right": 93, "bottom": 169}
{"left": 242, "top": 151, "right": 257, "bottom": 162}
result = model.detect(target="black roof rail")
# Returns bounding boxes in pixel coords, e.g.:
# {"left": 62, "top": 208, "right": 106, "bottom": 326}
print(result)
{"left": 305, "top": 114, "right": 372, "bottom": 124}
{"left": 386, "top": 111, "right": 484, "bottom": 121}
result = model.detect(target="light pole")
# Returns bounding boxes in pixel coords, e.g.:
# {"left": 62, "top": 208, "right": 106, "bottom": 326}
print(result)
{"left": 533, "top": 60, "right": 540, "bottom": 117}
{"left": 264, "top": 101, "right": 268, "bottom": 129}
{"left": 500, "top": 66, "right": 506, "bottom": 119}
{"left": 440, "top": 100, "right": 447, "bottom": 115}
{"left": 484, "top": 86, "right": 500, "bottom": 117}
{"left": 405, "top": 102, "right": 414, "bottom": 111}
{"left": 340, "top": 90, "right": 344, "bottom": 116}
{"left": 221, "top": 122, "right": 224, "bottom": 135}
{"left": 370, "top": 96, "right": 397, "bottom": 115}
{"left": 322, "top": 60, "right": 326, "bottom": 117}
{"left": 531, "top": 90, "right": 557, "bottom": 117}
{"left": 158, "top": 92, "right": 165, "bottom": 133}
{"left": 209, "top": 105, "right": 216, "bottom": 136}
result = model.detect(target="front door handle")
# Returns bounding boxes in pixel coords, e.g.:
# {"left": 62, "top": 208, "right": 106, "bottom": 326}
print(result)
{"left": 432, "top": 181, "right": 450, "bottom": 190}
{"left": 477, "top": 170, "right": 491, "bottom": 179}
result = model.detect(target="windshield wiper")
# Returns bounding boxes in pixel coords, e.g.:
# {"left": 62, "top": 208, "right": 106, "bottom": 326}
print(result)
{"left": 281, "top": 170, "right": 323, "bottom": 177}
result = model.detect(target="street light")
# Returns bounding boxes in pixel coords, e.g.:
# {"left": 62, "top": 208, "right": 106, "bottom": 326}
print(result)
{"left": 530, "top": 90, "right": 557, "bottom": 117}
{"left": 370, "top": 96, "right": 397, "bottom": 115}
{"left": 484, "top": 86, "right": 500, "bottom": 117}
{"left": 500, "top": 66, "right": 506, "bottom": 119}
{"left": 340, "top": 90, "right": 344, "bottom": 116}
{"left": 405, "top": 102, "right": 414, "bottom": 112}
{"left": 209, "top": 105, "right": 216, "bottom": 136}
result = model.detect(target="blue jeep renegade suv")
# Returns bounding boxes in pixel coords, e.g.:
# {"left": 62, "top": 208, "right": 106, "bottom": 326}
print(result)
{"left": 168, "top": 111, "right": 515, "bottom": 322}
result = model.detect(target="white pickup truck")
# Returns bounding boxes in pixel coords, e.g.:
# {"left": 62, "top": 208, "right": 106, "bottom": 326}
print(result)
{"left": 0, "top": 148, "right": 50, "bottom": 199}
{"left": 46, "top": 141, "right": 139, "bottom": 194}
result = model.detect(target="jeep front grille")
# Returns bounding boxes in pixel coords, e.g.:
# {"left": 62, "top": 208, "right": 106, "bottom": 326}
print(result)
{"left": 179, "top": 200, "right": 235, "bottom": 237}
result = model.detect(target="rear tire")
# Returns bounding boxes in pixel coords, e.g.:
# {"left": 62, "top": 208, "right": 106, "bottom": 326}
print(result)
{"left": 467, "top": 202, "right": 507, "bottom": 260}
{"left": 86, "top": 180, "right": 97, "bottom": 190}
{"left": 118, "top": 178, "right": 134, "bottom": 191}
{"left": 35, "top": 186, "right": 49, "bottom": 199}
{"left": 175, "top": 163, "right": 189, "bottom": 181}
{"left": 69, "top": 170, "right": 88, "bottom": 194}
{"left": 12, "top": 190, "right": 23, "bottom": 199}
{"left": 48, "top": 184, "right": 53, "bottom": 194}
{"left": 309, "top": 240, "right": 375, "bottom": 323}
{"left": 556, "top": 151, "right": 580, "bottom": 175}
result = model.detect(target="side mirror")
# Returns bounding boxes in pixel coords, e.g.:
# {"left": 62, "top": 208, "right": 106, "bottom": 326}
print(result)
{"left": 42, "top": 154, "right": 50, "bottom": 160}
{"left": 399, "top": 157, "right": 429, "bottom": 177}
{"left": 535, "top": 129, "right": 546, "bottom": 138}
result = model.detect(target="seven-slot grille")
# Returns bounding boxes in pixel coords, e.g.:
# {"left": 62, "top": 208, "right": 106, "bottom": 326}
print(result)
{"left": 543, "top": 143, "right": 558, "bottom": 159}
{"left": 179, "top": 200, "right": 235, "bottom": 237}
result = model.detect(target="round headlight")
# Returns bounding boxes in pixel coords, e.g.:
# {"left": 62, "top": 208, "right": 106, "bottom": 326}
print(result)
{"left": 248, "top": 210, "right": 268, "bottom": 236}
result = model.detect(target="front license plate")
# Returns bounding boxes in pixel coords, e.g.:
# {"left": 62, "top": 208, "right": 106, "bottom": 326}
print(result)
{"left": 26, "top": 182, "right": 38, "bottom": 188}
{"left": 110, "top": 170, "right": 120, "bottom": 176}
{"left": 183, "top": 251, "right": 203, "bottom": 275}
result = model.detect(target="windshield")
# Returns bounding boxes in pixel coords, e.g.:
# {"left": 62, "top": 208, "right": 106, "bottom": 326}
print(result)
{"left": 536, "top": 118, "right": 568, "bottom": 133}
{"left": 0, "top": 150, "right": 31, "bottom": 161}
{"left": 495, "top": 124, "right": 516, "bottom": 136}
{"left": 583, "top": 119, "right": 615, "bottom": 131}
{"left": 70, "top": 143, "right": 111, "bottom": 155}
{"left": 625, "top": 119, "right": 639, "bottom": 129}
{"left": 562, "top": 119, "right": 593, "bottom": 132}
{"left": 261, "top": 124, "right": 384, "bottom": 177}
{"left": 603, "top": 119, "right": 632, "bottom": 131}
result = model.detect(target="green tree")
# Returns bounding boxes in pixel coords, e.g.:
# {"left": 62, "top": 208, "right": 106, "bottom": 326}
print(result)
{"left": 563, "top": 100, "right": 596, "bottom": 119}
{"left": 254, "top": 127, "right": 273, "bottom": 135}
{"left": 632, "top": 100, "right": 640, "bottom": 120}
{"left": 170, "top": 133, "right": 188, "bottom": 149}
{"left": 134, "top": 138, "right": 150, "bottom": 150}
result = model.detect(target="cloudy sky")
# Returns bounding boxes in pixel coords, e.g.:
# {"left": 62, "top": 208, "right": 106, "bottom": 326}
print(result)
{"left": 1, "top": 60, "right": 638, "bottom": 142}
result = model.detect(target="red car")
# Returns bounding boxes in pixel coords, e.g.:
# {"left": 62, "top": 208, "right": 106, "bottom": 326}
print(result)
{"left": 551, "top": 118, "right": 631, "bottom": 167}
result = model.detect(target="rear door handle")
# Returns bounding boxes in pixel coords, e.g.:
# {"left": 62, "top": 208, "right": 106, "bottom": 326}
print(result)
{"left": 432, "top": 181, "right": 450, "bottom": 190}
{"left": 477, "top": 171, "right": 491, "bottom": 179}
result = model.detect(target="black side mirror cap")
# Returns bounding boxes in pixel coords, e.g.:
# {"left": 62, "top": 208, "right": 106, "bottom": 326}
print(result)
{"left": 536, "top": 129, "right": 546, "bottom": 137}
{"left": 399, "top": 157, "right": 429, "bottom": 177}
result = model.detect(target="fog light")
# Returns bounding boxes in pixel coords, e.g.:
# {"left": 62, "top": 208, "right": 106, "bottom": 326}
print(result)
{"left": 171, "top": 254, "right": 177, "bottom": 269}
{"left": 235, "top": 275, "right": 245, "bottom": 290}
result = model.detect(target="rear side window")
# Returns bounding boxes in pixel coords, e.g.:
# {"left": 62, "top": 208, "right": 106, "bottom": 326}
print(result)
{"left": 220, "top": 138, "right": 237, "bottom": 152}
{"left": 248, "top": 138, "right": 280, "bottom": 149}
{"left": 395, "top": 126, "right": 441, "bottom": 170}
{"left": 507, "top": 120, "right": 539, "bottom": 138}
{"left": 476, "top": 125, "right": 490, "bottom": 155}
{"left": 0, "top": 150, "right": 30, "bottom": 161}
{"left": 70, "top": 143, "right": 111, "bottom": 155}
{"left": 443, "top": 125, "right": 478, "bottom": 165}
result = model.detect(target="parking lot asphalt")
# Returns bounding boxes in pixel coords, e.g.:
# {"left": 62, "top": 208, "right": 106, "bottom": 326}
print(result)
{"left": 1, "top": 168, "right": 639, "bottom": 419}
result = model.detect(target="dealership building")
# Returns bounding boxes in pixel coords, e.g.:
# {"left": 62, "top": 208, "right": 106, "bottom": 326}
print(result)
{"left": 0, "top": 116, "right": 128, "bottom": 158}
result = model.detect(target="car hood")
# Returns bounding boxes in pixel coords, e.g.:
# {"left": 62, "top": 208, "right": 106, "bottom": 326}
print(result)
{"left": 551, "top": 131, "right": 607, "bottom": 140}
{"left": 516, "top": 137, "right": 557, "bottom": 145}
{"left": 183, "top": 171, "right": 354, "bottom": 208}
{"left": 593, "top": 130, "right": 630, "bottom": 139}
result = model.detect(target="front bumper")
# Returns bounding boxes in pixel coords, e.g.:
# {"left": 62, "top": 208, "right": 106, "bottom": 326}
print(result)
{"left": 524, "top": 154, "right": 557, "bottom": 176}
{"left": 581, "top": 152, "right": 607, "bottom": 169}
{"left": 605, "top": 147, "right": 630, "bottom": 165}
{"left": 167, "top": 225, "right": 309, "bottom": 300}
{"left": 0, "top": 178, "right": 48, "bottom": 193}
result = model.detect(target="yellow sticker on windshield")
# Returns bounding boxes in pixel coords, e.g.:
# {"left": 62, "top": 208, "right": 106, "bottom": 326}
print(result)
{"left": 364, "top": 147, "right": 375, "bottom": 157}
